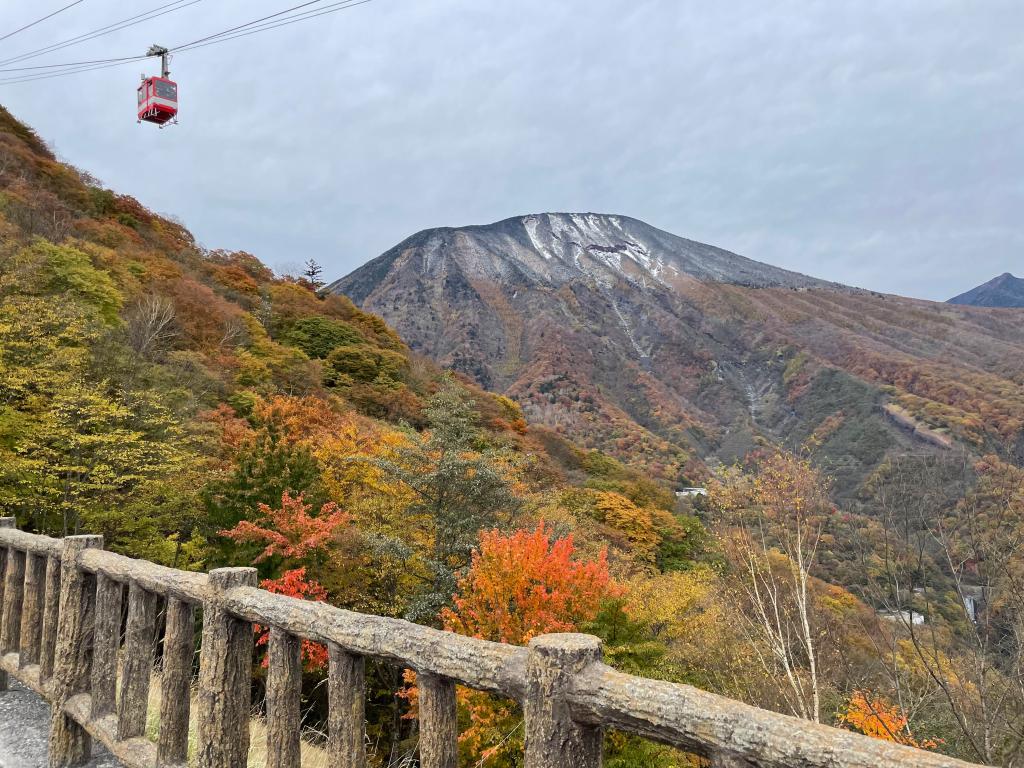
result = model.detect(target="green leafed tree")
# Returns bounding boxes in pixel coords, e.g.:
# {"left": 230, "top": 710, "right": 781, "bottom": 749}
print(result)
{"left": 201, "top": 423, "right": 327, "bottom": 565}
{"left": 374, "top": 380, "right": 521, "bottom": 621}
{"left": 0, "top": 240, "right": 197, "bottom": 552}
{"left": 283, "top": 316, "right": 364, "bottom": 359}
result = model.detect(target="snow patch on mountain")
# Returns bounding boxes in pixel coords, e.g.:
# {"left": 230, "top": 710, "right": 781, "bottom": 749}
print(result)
{"left": 330, "top": 212, "right": 842, "bottom": 309}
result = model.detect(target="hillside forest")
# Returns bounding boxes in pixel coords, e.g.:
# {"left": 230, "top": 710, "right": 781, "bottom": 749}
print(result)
{"left": 1, "top": 107, "right": 1022, "bottom": 767}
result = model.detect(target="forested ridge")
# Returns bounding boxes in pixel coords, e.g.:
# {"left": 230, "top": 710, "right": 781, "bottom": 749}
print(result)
{"left": 1, "top": 107, "right": 1022, "bottom": 767}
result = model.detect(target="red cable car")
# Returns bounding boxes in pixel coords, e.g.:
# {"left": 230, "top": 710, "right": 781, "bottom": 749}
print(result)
{"left": 137, "top": 45, "right": 177, "bottom": 127}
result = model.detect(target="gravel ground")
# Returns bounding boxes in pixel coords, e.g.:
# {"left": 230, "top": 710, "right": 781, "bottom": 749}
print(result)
{"left": 0, "top": 679, "right": 122, "bottom": 768}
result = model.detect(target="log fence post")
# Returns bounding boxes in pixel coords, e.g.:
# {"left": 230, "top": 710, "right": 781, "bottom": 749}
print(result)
{"left": 0, "top": 539, "right": 25, "bottom": 661}
{"left": 0, "top": 516, "right": 13, "bottom": 691}
{"left": 266, "top": 627, "right": 302, "bottom": 768}
{"left": 419, "top": 672, "right": 458, "bottom": 768}
{"left": 195, "top": 567, "right": 257, "bottom": 768}
{"left": 711, "top": 751, "right": 757, "bottom": 767}
{"left": 90, "top": 573, "right": 122, "bottom": 719}
{"left": 157, "top": 597, "right": 194, "bottom": 767}
{"left": 118, "top": 580, "right": 158, "bottom": 739}
{"left": 327, "top": 643, "right": 366, "bottom": 768}
{"left": 48, "top": 534, "right": 103, "bottom": 768}
{"left": 19, "top": 552, "right": 47, "bottom": 668}
{"left": 39, "top": 553, "right": 61, "bottom": 683}
{"left": 524, "top": 633, "right": 603, "bottom": 768}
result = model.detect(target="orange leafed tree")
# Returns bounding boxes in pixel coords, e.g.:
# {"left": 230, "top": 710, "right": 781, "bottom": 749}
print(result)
{"left": 220, "top": 490, "right": 351, "bottom": 563}
{"left": 252, "top": 394, "right": 348, "bottom": 446}
{"left": 441, "top": 522, "right": 615, "bottom": 645}
{"left": 427, "top": 523, "right": 616, "bottom": 764}
{"left": 839, "top": 690, "right": 937, "bottom": 749}
{"left": 202, "top": 403, "right": 256, "bottom": 461}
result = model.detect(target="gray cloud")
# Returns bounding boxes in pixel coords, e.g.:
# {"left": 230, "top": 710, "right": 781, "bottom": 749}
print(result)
{"left": 1, "top": 0, "right": 1021, "bottom": 300}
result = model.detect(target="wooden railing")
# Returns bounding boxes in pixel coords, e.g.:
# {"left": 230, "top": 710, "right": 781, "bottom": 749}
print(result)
{"left": 0, "top": 518, "right": 984, "bottom": 768}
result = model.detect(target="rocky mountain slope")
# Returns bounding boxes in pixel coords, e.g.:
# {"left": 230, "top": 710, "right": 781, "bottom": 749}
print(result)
{"left": 330, "top": 213, "right": 1024, "bottom": 496}
{"left": 948, "top": 272, "right": 1024, "bottom": 308}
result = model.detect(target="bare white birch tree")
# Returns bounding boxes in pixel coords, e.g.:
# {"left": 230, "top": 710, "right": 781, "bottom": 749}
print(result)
{"left": 713, "top": 451, "right": 831, "bottom": 722}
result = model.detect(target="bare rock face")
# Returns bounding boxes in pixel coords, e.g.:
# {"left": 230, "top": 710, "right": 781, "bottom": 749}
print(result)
{"left": 331, "top": 214, "right": 835, "bottom": 391}
{"left": 329, "top": 213, "right": 1024, "bottom": 491}
{"left": 338, "top": 213, "right": 832, "bottom": 300}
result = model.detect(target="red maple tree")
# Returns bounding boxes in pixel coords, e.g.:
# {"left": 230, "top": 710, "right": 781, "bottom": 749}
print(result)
{"left": 255, "top": 567, "right": 329, "bottom": 671}
{"left": 220, "top": 491, "right": 351, "bottom": 563}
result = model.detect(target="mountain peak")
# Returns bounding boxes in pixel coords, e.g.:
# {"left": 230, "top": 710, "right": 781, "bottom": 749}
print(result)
{"left": 948, "top": 272, "right": 1024, "bottom": 308}
{"left": 329, "top": 213, "right": 837, "bottom": 304}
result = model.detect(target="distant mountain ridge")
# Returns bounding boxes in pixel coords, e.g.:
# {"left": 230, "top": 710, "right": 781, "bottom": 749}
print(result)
{"left": 948, "top": 272, "right": 1024, "bottom": 308}
{"left": 331, "top": 213, "right": 1024, "bottom": 493}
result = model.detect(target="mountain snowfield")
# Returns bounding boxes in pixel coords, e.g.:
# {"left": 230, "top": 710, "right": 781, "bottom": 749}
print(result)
{"left": 331, "top": 213, "right": 1024, "bottom": 494}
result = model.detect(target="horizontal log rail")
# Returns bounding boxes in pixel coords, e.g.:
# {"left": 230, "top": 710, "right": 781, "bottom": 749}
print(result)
{"left": 0, "top": 520, "right": 986, "bottom": 768}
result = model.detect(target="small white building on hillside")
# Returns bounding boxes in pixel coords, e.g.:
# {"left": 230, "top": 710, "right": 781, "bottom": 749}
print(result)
{"left": 675, "top": 487, "right": 707, "bottom": 498}
{"left": 878, "top": 608, "right": 926, "bottom": 626}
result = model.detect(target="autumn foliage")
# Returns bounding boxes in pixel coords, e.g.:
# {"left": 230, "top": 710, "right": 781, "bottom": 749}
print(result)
{"left": 220, "top": 491, "right": 351, "bottom": 563}
{"left": 441, "top": 522, "right": 616, "bottom": 645}
{"left": 430, "top": 523, "right": 616, "bottom": 763}
{"left": 839, "top": 690, "right": 938, "bottom": 750}
{"left": 5, "top": 105, "right": 1023, "bottom": 766}
{"left": 256, "top": 567, "right": 329, "bottom": 670}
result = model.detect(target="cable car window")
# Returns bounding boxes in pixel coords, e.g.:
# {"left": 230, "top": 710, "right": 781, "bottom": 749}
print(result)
{"left": 154, "top": 80, "right": 177, "bottom": 100}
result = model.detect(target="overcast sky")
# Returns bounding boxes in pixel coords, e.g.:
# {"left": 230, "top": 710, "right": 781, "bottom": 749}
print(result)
{"left": 1, "top": 0, "right": 1021, "bottom": 300}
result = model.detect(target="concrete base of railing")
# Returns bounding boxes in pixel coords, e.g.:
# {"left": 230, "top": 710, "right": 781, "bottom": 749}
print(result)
{"left": 0, "top": 651, "right": 46, "bottom": 696}
{"left": 64, "top": 694, "right": 160, "bottom": 768}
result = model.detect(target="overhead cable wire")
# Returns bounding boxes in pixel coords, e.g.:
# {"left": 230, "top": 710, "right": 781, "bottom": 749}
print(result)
{"left": 0, "top": 57, "right": 136, "bottom": 85}
{"left": 171, "top": 0, "right": 374, "bottom": 54}
{"left": 0, "top": 0, "right": 86, "bottom": 44}
{"left": 168, "top": 0, "right": 328, "bottom": 50}
{"left": 0, "top": 54, "right": 149, "bottom": 73}
{"left": 0, "top": 0, "right": 377, "bottom": 85}
{"left": 0, "top": 0, "right": 325, "bottom": 73}
{"left": 0, "top": 0, "right": 202, "bottom": 69}
{"left": 0, "top": 0, "right": 185, "bottom": 66}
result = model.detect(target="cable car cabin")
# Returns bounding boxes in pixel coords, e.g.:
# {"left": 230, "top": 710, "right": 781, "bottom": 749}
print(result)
{"left": 137, "top": 76, "right": 178, "bottom": 126}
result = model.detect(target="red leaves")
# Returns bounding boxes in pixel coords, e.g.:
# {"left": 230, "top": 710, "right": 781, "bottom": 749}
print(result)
{"left": 261, "top": 565, "right": 329, "bottom": 602}
{"left": 221, "top": 492, "right": 354, "bottom": 671}
{"left": 256, "top": 567, "right": 329, "bottom": 671}
{"left": 220, "top": 491, "right": 351, "bottom": 563}
{"left": 221, "top": 491, "right": 350, "bottom": 672}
